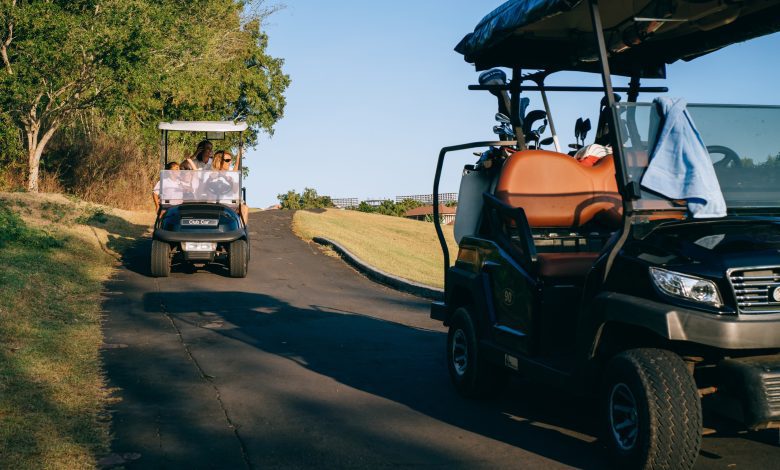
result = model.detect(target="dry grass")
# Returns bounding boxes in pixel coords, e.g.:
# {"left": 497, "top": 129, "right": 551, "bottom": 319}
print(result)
{"left": 0, "top": 131, "right": 159, "bottom": 210}
{"left": 293, "top": 209, "right": 458, "bottom": 289}
{"left": 66, "top": 133, "right": 158, "bottom": 211}
{"left": 0, "top": 192, "right": 153, "bottom": 469}
{"left": 0, "top": 169, "right": 64, "bottom": 194}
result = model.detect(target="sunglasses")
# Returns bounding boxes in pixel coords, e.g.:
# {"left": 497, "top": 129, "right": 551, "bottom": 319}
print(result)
{"left": 223, "top": 159, "right": 232, "bottom": 162}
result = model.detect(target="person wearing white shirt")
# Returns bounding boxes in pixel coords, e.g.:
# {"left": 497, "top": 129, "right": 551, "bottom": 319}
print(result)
{"left": 181, "top": 139, "right": 213, "bottom": 171}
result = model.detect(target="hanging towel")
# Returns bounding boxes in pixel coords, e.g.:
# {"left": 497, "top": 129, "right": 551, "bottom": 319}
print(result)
{"left": 641, "top": 97, "right": 727, "bottom": 218}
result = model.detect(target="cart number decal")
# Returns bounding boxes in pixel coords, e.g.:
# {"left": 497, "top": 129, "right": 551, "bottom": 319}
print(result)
{"left": 182, "top": 219, "right": 218, "bottom": 226}
{"left": 503, "top": 288, "right": 514, "bottom": 306}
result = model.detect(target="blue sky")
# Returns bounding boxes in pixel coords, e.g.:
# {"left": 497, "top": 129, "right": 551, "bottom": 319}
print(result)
{"left": 244, "top": 1, "right": 780, "bottom": 208}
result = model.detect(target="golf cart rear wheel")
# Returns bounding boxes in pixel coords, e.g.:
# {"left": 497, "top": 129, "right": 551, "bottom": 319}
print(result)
{"left": 150, "top": 240, "right": 171, "bottom": 277}
{"left": 446, "top": 307, "right": 504, "bottom": 398}
{"left": 602, "top": 348, "right": 702, "bottom": 470}
{"left": 229, "top": 239, "right": 248, "bottom": 278}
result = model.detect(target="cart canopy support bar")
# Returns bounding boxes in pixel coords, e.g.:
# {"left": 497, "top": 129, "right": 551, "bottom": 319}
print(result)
{"left": 433, "top": 141, "right": 517, "bottom": 277}
{"left": 468, "top": 85, "right": 668, "bottom": 93}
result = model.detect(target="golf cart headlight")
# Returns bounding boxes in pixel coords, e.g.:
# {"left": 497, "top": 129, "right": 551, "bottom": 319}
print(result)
{"left": 649, "top": 267, "right": 722, "bottom": 306}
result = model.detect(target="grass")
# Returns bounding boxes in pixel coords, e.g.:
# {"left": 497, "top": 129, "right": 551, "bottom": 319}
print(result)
{"left": 0, "top": 192, "right": 153, "bottom": 469}
{"left": 293, "top": 209, "right": 458, "bottom": 289}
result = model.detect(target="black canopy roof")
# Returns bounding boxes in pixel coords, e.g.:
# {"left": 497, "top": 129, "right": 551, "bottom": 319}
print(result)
{"left": 456, "top": 0, "right": 780, "bottom": 77}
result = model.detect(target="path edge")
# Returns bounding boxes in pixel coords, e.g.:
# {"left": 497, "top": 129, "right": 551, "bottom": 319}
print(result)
{"left": 312, "top": 237, "right": 443, "bottom": 301}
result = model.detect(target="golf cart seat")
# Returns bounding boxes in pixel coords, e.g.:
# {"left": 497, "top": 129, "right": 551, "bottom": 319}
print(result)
{"left": 494, "top": 149, "right": 621, "bottom": 279}
{"left": 495, "top": 149, "right": 621, "bottom": 228}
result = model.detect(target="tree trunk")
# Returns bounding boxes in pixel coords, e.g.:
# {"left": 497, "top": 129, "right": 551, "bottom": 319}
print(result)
{"left": 26, "top": 122, "right": 58, "bottom": 193}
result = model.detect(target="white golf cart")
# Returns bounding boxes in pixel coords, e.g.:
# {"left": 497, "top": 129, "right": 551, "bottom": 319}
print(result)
{"left": 151, "top": 120, "right": 249, "bottom": 278}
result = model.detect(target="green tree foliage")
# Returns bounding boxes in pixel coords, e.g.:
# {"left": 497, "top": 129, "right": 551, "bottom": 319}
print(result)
{"left": 356, "top": 201, "right": 377, "bottom": 213}
{"left": 355, "top": 198, "right": 422, "bottom": 217}
{"left": 277, "top": 188, "right": 334, "bottom": 210}
{"left": 0, "top": 0, "right": 289, "bottom": 194}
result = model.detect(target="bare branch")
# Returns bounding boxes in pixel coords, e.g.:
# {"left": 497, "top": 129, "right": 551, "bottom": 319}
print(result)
{"left": 1, "top": 0, "right": 16, "bottom": 74}
{"left": 22, "top": 92, "right": 45, "bottom": 125}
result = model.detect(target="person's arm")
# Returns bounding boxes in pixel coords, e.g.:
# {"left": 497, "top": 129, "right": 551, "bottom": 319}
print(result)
{"left": 234, "top": 150, "right": 241, "bottom": 172}
{"left": 152, "top": 179, "right": 161, "bottom": 212}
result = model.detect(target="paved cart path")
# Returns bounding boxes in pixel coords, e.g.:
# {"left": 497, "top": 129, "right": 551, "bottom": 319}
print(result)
{"left": 102, "top": 210, "right": 780, "bottom": 469}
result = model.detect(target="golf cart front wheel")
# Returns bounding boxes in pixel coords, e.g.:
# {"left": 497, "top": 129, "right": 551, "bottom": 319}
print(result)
{"left": 150, "top": 240, "right": 171, "bottom": 277}
{"left": 229, "top": 239, "right": 248, "bottom": 278}
{"left": 602, "top": 348, "right": 702, "bottom": 469}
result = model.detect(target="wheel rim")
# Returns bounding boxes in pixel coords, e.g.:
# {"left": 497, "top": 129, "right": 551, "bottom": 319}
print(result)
{"left": 451, "top": 329, "right": 468, "bottom": 377}
{"left": 609, "top": 382, "right": 639, "bottom": 451}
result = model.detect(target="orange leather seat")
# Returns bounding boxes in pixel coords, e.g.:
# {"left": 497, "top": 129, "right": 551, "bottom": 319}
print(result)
{"left": 494, "top": 150, "right": 619, "bottom": 280}
{"left": 495, "top": 150, "right": 621, "bottom": 228}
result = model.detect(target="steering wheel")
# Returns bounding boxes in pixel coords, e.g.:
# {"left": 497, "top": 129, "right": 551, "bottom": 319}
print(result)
{"left": 205, "top": 178, "right": 233, "bottom": 197}
{"left": 707, "top": 145, "right": 742, "bottom": 169}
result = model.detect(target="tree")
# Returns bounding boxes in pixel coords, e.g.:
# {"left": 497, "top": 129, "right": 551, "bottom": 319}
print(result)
{"left": 396, "top": 198, "right": 423, "bottom": 215}
{"left": 0, "top": 0, "right": 290, "bottom": 192}
{"left": 356, "top": 201, "right": 376, "bottom": 213}
{"left": 300, "top": 187, "right": 333, "bottom": 209}
{"left": 277, "top": 189, "right": 302, "bottom": 210}
{"left": 353, "top": 198, "right": 423, "bottom": 217}
{"left": 277, "top": 188, "right": 334, "bottom": 210}
{"left": 0, "top": 1, "right": 132, "bottom": 191}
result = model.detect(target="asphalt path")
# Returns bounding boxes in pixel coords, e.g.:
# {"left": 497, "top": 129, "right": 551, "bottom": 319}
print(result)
{"left": 102, "top": 210, "right": 780, "bottom": 469}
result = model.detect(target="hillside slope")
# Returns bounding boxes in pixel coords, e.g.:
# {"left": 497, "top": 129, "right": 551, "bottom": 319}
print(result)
{"left": 0, "top": 193, "right": 153, "bottom": 469}
{"left": 293, "top": 209, "right": 457, "bottom": 289}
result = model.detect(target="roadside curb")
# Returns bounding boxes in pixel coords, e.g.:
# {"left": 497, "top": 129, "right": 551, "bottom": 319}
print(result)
{"left": 312, "top": 237, "right": 444, "bottom": 301}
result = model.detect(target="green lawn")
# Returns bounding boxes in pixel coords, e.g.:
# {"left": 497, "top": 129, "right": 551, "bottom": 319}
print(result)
{"left": 0, "top": 193, "right": 152, "bottom": 469}
{"left": 293, "top": 209, "right": 458, "bottom": 288}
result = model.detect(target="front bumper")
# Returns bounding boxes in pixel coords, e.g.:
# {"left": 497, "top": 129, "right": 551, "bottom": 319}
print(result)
{"left": 598, "top": 292, "right": 780, "bottom": 350}
{"left": 183, "top": 251, "right": 216, "bottom": 262}
{"left": 716, "top": 355, "right": 780, "bottom": 430}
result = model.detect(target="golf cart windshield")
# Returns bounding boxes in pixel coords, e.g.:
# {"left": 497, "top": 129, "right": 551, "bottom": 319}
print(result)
{"left": 614, "top": 103, "right": 780, "bottom": 212}
{"left": 158, "top": 170, "right": 241, "bottom": 207}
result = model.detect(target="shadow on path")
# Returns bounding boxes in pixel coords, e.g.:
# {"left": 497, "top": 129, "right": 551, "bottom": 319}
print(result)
{"left": 139, "top": 289, "right": 605, "bottom": 469}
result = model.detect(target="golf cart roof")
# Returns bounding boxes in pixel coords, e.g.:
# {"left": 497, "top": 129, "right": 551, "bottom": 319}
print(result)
{"left": 456, "top": 0, "right": 780, "bottom": 77}
{"left": 157, "top": 121, "right": 248, "bottom": 132}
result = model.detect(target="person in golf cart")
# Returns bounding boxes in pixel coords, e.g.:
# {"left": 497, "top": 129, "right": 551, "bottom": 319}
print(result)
{"left": 210, "top": 149, "right": 249, "bottom": 225}
{"left": 181, "top": 139, "right": 213, "bottom": 170}
{"left": 152, "top": 161, "right": 183, "bottom": 212}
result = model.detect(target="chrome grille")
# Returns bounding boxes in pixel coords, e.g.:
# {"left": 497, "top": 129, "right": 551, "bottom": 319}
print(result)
{"left": 765, "top": 376, "right": 780, "bottom": 413}
{"left": 729, "top": 267, "right": 780, "bottom": 314}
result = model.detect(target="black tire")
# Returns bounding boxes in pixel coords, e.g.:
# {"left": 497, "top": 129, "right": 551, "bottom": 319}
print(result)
{"left": 602, "top": 348, "right": 702, "bottom": 470}
{"left": 229, "top": 239, "right": 248, "bottom": 278}
{"left": 150, "top": 240, "right": 171, "bottom": 277}
{"left": 447, "top": 307, "right": 504, "bottom": 398}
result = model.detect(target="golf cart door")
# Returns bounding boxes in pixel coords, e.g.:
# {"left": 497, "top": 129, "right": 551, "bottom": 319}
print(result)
{"left": 482, "top": 193, "right": 538, "bottom": 355}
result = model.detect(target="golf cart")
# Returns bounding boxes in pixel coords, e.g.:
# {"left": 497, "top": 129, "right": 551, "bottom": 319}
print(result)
{"left": 151, "top": 121, "right": 249, "bottom": 278}
{"left": 431, "top": 1, "right": 780, "bottom": 468}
